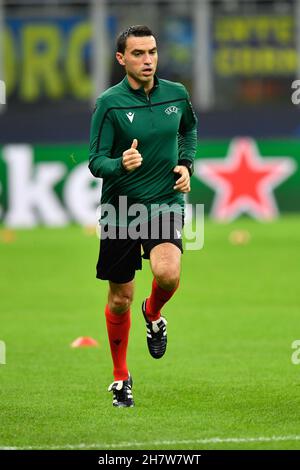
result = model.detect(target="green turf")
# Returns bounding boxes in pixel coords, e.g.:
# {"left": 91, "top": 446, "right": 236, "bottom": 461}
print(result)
{"left": 0, "top": 216, "right": 300, "bottom": 450}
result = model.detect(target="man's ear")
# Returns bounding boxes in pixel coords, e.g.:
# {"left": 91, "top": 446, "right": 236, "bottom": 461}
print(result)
{"left": 116, "top": 52, "right": 125, "bottom": 66}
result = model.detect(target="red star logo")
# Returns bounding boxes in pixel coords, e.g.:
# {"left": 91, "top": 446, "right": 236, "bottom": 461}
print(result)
{"left": 195, "top": 138, "right": 296, "bottom": 221}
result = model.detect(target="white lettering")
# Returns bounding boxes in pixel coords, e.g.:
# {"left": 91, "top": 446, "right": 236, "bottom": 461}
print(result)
{"left": 3, "top": 145, "right": 68, "bottom": 227}
{"left": 98, "top": 455, "right": 132, "bottom": 467}
{"left": 184, "top": 203, "right": 205, "bottom": 251}
{"left": 291, "top": 340, "right": 300, "bottom": 365}
{"left": 64, "top": 163, "right": 102, "bottom": 225}
{"left": 291, "top": 80, "right": 300, "bottom": 105}
{"left": 0, "top": 80, "right": 5, "bottom": 105}
{"left": 0, "top": 341, "right": 6, "bottom": 365}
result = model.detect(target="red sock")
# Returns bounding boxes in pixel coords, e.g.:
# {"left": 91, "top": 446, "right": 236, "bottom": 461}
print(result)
{"left": 146, "top": 278, "right": 179, "bottom": 322}
{"left": 105, "top": 305, "right": 131, "bottom": 381}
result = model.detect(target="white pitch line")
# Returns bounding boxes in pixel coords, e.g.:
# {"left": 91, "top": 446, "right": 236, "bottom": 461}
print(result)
{"left": 1, "top": 435, "right": 300, "bottom": 450}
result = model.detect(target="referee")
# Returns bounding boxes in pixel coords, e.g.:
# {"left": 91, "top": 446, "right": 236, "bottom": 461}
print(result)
{"left": 89, "top": 25, "right": 197, "bottom": 407}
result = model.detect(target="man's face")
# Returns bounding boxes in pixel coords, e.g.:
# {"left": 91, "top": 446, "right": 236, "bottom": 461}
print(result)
{"left": 116, "top": 35, "right": 158, "bottom": 85}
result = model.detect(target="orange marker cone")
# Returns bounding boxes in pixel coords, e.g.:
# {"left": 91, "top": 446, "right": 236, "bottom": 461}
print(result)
{"left": 229, "top": 230, "right": 251, "bottom": 246}
{"left": 0, "top": 229, "right": 16, "bottom": 243}
{"left": 83, "top": 226, "right": 96, "bottom": 236}
{"left": 71, "top": 336, "right": 99, "bottom": 348}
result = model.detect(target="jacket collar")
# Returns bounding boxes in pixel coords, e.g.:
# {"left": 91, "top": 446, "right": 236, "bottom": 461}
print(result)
{"left": 122, "top": 74, "right": 159, "bottom": 95}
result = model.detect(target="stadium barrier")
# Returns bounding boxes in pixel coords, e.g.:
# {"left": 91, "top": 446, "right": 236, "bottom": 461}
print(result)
{"left": 0, "top": 138, "right": 299, "bottom": 227}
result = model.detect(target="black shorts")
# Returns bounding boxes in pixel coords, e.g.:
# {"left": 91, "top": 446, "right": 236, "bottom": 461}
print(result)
{"left": 96, "top": 212, "right": 184, "bottom": 284}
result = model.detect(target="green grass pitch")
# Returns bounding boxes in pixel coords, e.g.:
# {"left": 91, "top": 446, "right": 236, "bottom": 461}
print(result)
{"left": 0, "top": 216, "right": 300, "bottom": 450}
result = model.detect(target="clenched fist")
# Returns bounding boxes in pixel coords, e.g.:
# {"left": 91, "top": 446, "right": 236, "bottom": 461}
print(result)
{"left": 173, "top": 165, "right": 191, "bottom": 193}
{"left": 122, "top": 139, "right": 143, "bottom": 171}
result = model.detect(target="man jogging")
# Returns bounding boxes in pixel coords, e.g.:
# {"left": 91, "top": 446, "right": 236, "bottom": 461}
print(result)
{"left": 89, "top": 25, "right": 197, "bottom": 407}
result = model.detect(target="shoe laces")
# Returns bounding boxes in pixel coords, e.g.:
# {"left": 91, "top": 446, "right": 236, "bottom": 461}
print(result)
{"left": 108, "top": 378, "right": 132, "bottom": 400}
{"left": 108, "top": 380, "right": 123, "bottom": 392}
{"left": 151, "top": 316, "right": 167, "bottom": 334}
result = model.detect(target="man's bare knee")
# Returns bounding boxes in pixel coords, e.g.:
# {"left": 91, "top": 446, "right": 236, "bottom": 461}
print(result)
{"left": 108, "top": 281, "right": 134, "bottom": 314}
{"left": 150, "top": 243, "right": 181, "bottom": 290}
{"left": 155, "top": 269, "right": 179, "bottom": 291}
{"left": 109, "top": 293, "right": 133, "bottom": 313}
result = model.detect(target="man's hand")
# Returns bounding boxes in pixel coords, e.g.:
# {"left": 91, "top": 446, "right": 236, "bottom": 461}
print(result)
{"left": 173, "top": 165, "right": 191, "bottom": 193}
{"left": 122, "top": 139, "right": 143, "bottom": 171}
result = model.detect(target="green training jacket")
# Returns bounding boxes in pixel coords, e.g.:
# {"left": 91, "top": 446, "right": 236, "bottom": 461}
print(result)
{"left": 89, "top": 75, "right": 198, "bottom": 225}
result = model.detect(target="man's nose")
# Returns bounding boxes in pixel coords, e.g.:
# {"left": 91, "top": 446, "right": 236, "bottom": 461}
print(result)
{"left": 144, "top": 54, "right": 152, "bottom": 64}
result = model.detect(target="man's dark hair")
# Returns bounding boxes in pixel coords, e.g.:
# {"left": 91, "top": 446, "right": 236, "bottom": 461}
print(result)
{"left": 116, "top": 25, "right": 155, "bottom": 54}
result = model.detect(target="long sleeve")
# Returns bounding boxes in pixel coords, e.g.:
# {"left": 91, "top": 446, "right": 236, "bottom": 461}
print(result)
{"left": 178, "top": 89, "right": 198, "bottom": 164}
{"left": 88, "top": 98, "right": 126, "bottom": 178}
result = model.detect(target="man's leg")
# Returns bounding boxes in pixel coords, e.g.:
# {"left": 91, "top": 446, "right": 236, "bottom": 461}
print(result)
{"left": 96, "top": 225, "right": 140, "bottom": 406}
{"left": 105, "top": 280, "right": 134, "bottom": 381}
{"left": 141, "top": 242, "right": 181, "bottom": 359}
{"left": 146, "top": 242, "right": 181, "bottom": 321}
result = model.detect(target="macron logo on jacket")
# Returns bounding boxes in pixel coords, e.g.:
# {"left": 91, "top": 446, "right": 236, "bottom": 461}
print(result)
{"left": 126, "top": 112, "right": 135, "bottom": 123}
